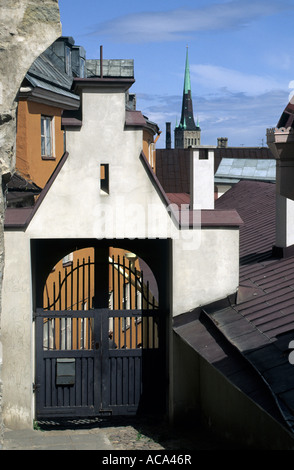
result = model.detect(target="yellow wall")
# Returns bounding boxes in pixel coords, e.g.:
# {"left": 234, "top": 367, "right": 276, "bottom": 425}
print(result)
{"left": 143, "top": 128, "right": 156, "bottom": 172}
{"left": 16, "top": 99, "right": 65, "bottom": 187}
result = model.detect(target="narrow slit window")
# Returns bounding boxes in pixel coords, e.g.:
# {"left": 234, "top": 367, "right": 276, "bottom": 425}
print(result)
{"left": 100, "top": 164, "right": 109, "bottom": 194}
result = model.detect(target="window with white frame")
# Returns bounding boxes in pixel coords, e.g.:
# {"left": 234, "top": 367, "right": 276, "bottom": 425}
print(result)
{"left": 41, "top": 115, "right": 54, "bottom": 159}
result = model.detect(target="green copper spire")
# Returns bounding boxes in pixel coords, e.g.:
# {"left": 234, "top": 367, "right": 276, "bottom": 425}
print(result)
{"left": 184, "top": 46, "right": 191, "bottom": 95}
{"left": 178, "top": 46, "right": 198, "bottom": 131}
{"left": 174, "top": 47, "right": 201, "bottom": 148}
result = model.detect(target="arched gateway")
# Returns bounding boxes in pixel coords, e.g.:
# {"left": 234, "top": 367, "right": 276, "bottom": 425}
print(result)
{"left": 33, "top": 240, "right": 169, "bottom": 419}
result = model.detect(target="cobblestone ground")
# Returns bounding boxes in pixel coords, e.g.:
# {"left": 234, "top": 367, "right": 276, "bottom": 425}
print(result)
{"left": 38, "top": 416, "right": 244, "bottom": 450}
{"left": 101, "top": 418, "right": 243, "bottom": 450}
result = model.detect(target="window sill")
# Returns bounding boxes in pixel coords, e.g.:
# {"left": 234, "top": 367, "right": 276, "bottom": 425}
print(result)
{"left": 42, "top": 155, "right": 56, "bottom": 161}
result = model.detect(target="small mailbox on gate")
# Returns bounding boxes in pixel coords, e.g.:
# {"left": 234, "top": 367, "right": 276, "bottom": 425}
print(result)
{"left": 56, "top": 358, "right": 76, "bottom": 385}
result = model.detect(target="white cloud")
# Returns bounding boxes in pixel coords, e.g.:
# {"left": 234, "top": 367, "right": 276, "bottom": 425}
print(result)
{"left": 190, "top": 64, "right": 286, "bottom": 95}
{"left": 90, "top": 0, "right": 294, "bottom": 43}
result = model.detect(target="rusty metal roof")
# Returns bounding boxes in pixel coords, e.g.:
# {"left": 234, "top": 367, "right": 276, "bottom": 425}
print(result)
{"left": 214, "top": 180, "right": 294, "bottom": 431}
{"left": 156, "top": 149, "right": 190, "bottom": 193}
{"left": 215, "top": 180, "right": 276, "bottom": 263}
{"left": 175, "top": 179, "right": 294, "bottom": 432}
{"left": 174, "top": 308, "right": 286, "bottom": 427}
{"left": 156, "top": 147, "right": 274, "bottom": 194}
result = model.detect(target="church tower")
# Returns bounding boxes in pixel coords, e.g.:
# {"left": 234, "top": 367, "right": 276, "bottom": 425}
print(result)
{"left": 174, "top": 47, "right": 201, "bottom": 149}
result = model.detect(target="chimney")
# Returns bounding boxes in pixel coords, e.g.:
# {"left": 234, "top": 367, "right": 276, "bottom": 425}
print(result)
{"left": 275, "top": 195, "right": 294, "bottom": 250}
{"left": 166, "top": 122, "right": 171, "bottom": 149}
{"left": 190, "top": 146, "right": 215, "bottom": 210}
{"left": 267, "top": 126, "right": 294, "bottom": 255}
{"left": 217, "top": 137, "right": 228, "bottom": 148}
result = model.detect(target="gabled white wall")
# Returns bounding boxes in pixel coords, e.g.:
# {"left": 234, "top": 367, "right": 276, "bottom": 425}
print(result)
{"left": 27, "top": 87, "right": 175, "bottom": 240}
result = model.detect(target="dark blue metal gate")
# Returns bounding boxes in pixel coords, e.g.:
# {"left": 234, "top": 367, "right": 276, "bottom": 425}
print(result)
{"left": 35, "top": 308, "right": 164, "bottom": 418}
{"left": 34, "top": 253, "right": 165, "bottom": 419}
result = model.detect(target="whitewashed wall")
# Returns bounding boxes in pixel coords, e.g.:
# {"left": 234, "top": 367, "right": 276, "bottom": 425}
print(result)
{"left": 2, "top": 82, "right": 240, "bottom": 428}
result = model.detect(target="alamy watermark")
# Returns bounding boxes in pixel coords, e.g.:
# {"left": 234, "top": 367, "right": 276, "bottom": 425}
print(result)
{"left": 93, "top": 198, "right": 202, "bottom": 250}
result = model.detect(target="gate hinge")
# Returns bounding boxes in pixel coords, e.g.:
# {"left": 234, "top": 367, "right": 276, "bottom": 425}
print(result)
{"left": 33, "top": 383, "right": 40, "bottom": 393}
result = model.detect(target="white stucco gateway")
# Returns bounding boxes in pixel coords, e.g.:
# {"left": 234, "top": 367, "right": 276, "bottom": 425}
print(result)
{"left": 1, "top": 75, "right": 242, "bottom": 428}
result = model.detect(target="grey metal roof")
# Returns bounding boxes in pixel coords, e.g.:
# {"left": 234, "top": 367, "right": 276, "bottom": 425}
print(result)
{"left": 26, "top": 74, "right": 80, "bottom": 102}
{"left": 24, "top": 50, "right": 80, "bottom": 105}
{"left": 27, "top": 52, "right": 73, "bottom": 91}
{"left": 86, "top": 59, "right": 134, "bottom": 78}
{"left": 215, "top": 158, "right": 276, "bottom": 182}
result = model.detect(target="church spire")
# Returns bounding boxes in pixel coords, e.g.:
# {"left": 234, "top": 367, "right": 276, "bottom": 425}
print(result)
{"left": 184, "top": 46, "right": 191, "bottom": 95}
{"left": 179, "top": 46, "right": 198, "bottom": 131}
{"left": 174, "top": 47, "right": 201, "bottom": 149}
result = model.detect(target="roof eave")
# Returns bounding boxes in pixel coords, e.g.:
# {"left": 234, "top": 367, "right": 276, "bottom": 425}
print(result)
{"left": 18, "top": 86, "right": 80, "bottom": 111}
{"left": 73, "top": 77, "right": 135, "bottom": 93}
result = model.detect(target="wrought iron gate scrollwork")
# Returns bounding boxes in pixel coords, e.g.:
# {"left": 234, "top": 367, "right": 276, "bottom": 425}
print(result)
{"left": 44, "top": 253, "right": 158, "bottom": 312}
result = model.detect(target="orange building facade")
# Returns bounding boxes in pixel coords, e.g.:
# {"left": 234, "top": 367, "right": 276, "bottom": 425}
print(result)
{"left": 16, "top": 99, "right": 65, "bottom": 187}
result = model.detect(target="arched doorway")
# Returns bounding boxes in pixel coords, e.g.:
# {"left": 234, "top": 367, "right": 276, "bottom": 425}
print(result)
{"left": 34, "top": 242, "right": 166, "bottom": 419}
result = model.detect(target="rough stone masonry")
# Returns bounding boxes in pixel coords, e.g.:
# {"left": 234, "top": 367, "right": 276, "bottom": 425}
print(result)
{"left": 0, "top": 0, "right": 61, "bottom": 447}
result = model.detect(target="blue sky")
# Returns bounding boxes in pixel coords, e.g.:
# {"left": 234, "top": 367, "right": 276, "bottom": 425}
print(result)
{"left": 59, "top": 0, "right": 294, "bottom": 148}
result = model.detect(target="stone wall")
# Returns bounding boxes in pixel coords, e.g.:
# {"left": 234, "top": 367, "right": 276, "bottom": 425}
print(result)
{"left": 0, "top": 0, "right": 61, "bottom": 446}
